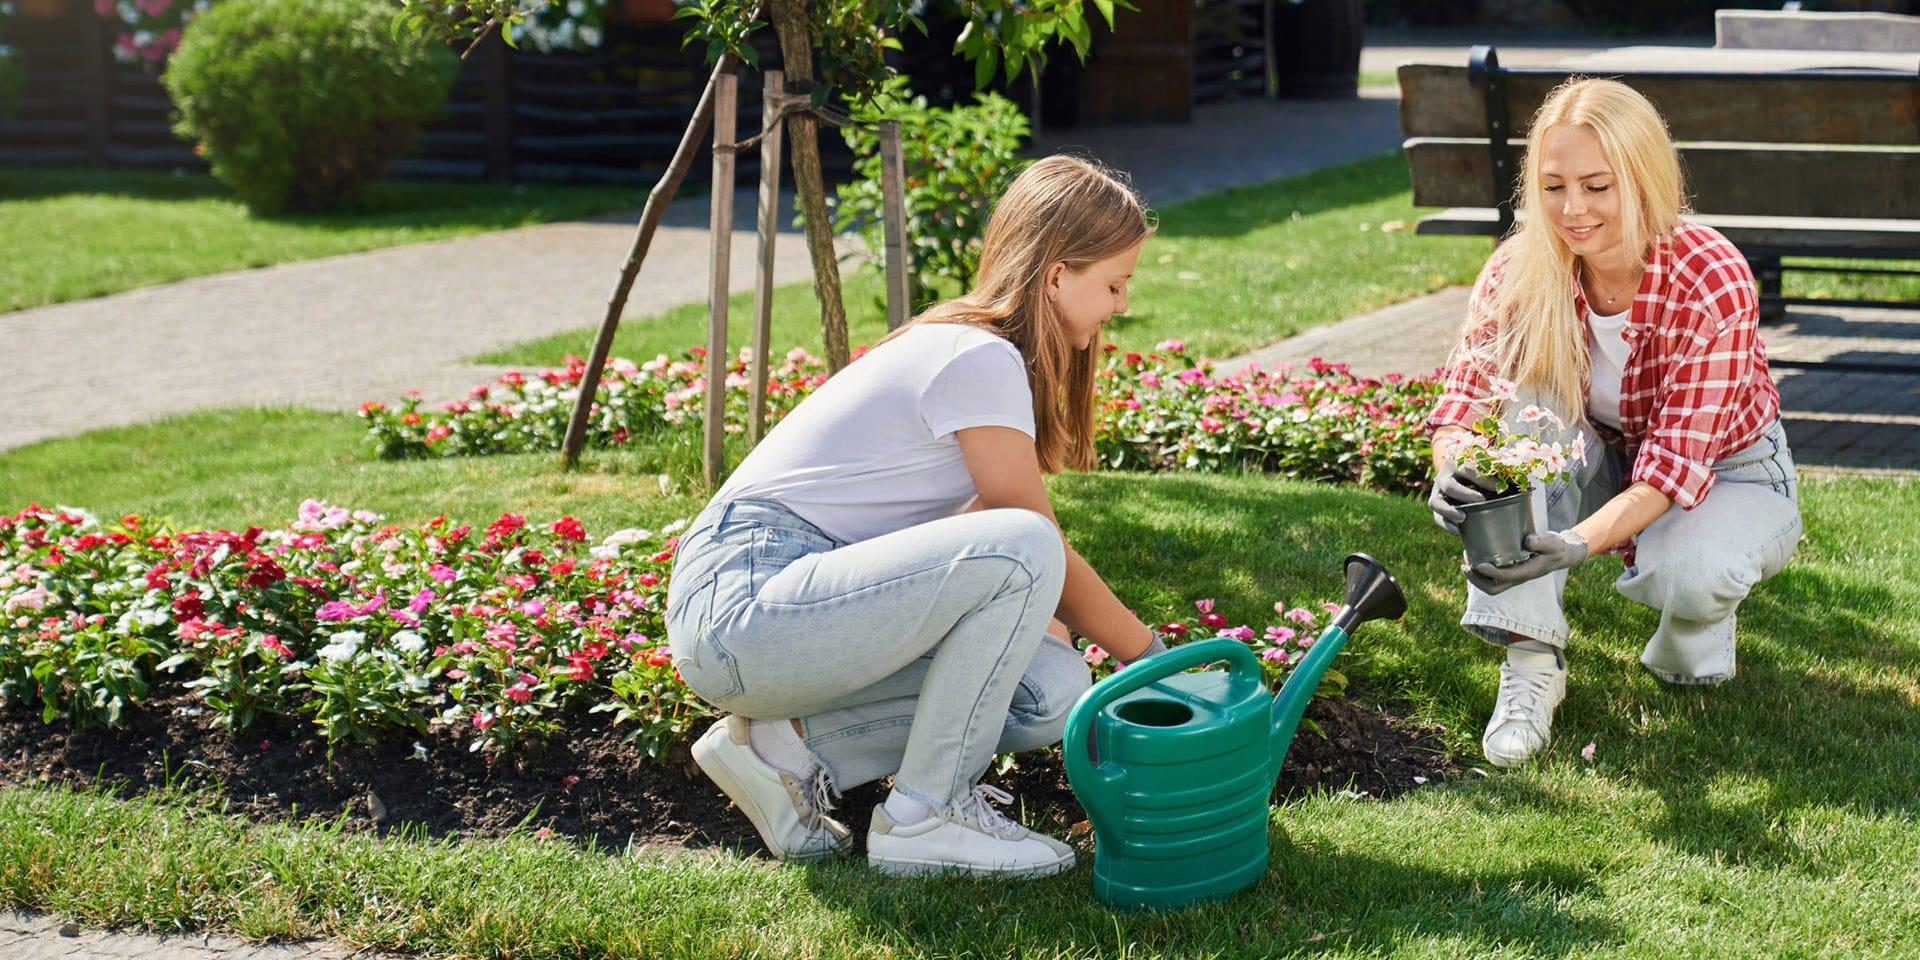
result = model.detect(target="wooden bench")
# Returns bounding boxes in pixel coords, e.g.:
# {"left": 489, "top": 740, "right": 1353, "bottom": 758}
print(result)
{"left": 1395, "top": 45, "right": 1920, "bottom": 345}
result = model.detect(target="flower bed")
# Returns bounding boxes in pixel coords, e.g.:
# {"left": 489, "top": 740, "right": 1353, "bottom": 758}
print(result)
{"left": 2, "top": 502, "right": 1341, "bottom": 759}
{"left": 362, "top": 342, "right": 1441, "bottom": 495}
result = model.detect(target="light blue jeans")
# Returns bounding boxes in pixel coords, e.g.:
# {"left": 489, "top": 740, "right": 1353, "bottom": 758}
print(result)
{"left": 664, "top": 498, "right": 1089, "bottom": 809}
{"left": 1463, "top": 409, "right": 1803, "bottom": 684}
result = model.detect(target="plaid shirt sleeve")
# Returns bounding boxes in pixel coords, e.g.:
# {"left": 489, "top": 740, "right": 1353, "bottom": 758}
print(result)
{"left": 1631, "top": 256, "right": 1761, "bottom": 510}
{"left": 1426, "top": 253, "right": 1506, "bottom": 434}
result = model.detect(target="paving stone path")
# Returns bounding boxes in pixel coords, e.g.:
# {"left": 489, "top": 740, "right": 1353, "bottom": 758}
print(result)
{"left": 0, "top": 911, "right": 401, "bottom": 960}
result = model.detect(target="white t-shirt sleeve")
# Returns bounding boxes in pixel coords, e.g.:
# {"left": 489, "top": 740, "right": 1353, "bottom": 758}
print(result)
{"left": 919, "top": 338, "right": 1036, "bottom": 440}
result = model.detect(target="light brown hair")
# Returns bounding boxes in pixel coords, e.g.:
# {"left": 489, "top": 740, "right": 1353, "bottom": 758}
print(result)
{"left": 885, "top": 154, "right": 1154, "bottom": 472}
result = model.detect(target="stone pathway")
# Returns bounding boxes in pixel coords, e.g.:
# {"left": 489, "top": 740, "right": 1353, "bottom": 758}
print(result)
{"left": 0, "top": 911, "right": 401, "bottom": 960}
{"left": 1227, "top": 289, "right": 1920, "bottom": 475}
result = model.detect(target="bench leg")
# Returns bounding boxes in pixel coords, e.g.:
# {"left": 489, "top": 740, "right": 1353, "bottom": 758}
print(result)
{"left": 1754, "top": 257, "right": 1785, "bottom": 324}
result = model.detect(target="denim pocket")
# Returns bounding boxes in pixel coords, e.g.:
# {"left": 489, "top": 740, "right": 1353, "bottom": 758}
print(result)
{"left": 748, "top": 526, "right": 828, "bottom": 595}
{"left": 665, "top": 571, "right": 744, "bottom": 703}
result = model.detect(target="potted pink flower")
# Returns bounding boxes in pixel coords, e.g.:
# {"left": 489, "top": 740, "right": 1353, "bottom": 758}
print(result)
{"left": 1437, "top": 380, "right": 1586, "bottom": 569}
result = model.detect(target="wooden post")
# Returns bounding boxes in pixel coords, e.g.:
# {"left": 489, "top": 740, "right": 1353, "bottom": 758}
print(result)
{"left": 481, "top": 31, "right": 513, "bottom": 183}
{"left": 704, "top": 72, "right": 738, "bottom": 488}
{"left": 879, "top": 120, "right": 911, "bottom": 331}
{"left": 749, "top": 70, "right": 785, "bottom": 445}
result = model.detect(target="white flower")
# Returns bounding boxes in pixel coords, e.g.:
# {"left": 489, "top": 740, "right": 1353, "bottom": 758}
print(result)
{"left": 318, "top": 630, "right": 365, "bottom": 663}
{"left": 411, "top": 741, "right": 430, "bottom": 762}
{"left": 392, "top": 631, "right": 427, "bottom": 655}
{"left": 661, "top": 518, "right": 690, "bottom": 536}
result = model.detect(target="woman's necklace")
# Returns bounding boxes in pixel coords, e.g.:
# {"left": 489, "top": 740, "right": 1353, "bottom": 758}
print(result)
{"left": 1585, "top": 262, "right": 1643, "bottom": 311}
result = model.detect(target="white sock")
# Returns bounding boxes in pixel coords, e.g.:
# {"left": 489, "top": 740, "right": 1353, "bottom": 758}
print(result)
{"left": 747, "top": 719, "right": 815, "bottom": 778}
{"left": 1507, "top": 641, "right": 1564, "bottom": 673}
{"left": 882, "top": 788, "right": 935, "bottom": 825}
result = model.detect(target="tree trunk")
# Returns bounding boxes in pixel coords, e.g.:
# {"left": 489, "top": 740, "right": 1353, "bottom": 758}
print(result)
{"left": 769, "top": 0, "right": 851, "bottom": 373}
{"left": 559, "top": 53, "right": 738, "bottom": 468}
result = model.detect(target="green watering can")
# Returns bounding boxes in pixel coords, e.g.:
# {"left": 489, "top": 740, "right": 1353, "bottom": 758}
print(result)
{"left": 1063, "top": 553, "right": 1407, "bottom": 910}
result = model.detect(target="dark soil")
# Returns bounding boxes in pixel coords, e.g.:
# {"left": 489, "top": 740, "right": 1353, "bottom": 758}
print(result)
{"left": 0, "top": 686, "right": 1457, "bottom": 857}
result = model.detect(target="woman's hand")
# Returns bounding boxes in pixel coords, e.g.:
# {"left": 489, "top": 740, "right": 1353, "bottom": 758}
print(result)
{"left": 1429, "top": 461, "right": 1499, "bottom": 535}
{"left": 1467, "top": 530, "right": 1590, "bottom": 594}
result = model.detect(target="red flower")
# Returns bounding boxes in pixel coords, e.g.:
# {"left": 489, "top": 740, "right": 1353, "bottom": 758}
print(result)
{"left": 551, "top": 516, "right": 587, "bottom": 543}
{"left": 359, "top": 401, "right": 384, "bottom": 415}
{"left": 1160, "top": 622, "right": 1189, "bottom": 636}
{"left": 1199, "top": 613, "right": 1227, "bottom": 629}
{"left": 401, "top": 412, "right": 422, "bottom": 426}
{"left": 171, "top": 590, "right": 205, "bottom": 620}
{"left": 487, "top": 513, "right": 526, "bottom": 539}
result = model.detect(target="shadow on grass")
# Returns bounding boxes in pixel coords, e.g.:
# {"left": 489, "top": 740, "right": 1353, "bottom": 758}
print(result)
{"left": 798, "top": 835, "right": 1616, "bottom": 957}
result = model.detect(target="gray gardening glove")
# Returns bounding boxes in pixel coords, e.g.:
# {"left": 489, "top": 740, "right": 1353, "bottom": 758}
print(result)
{"left": 1467, "top": 530, "right": 1591, "bottom": 595}
{"left": 1123, "top": 631, "right": 1170, "bottom": 665}
{"left": 1428, "top": 461, "right": 1500, "bottom": 535}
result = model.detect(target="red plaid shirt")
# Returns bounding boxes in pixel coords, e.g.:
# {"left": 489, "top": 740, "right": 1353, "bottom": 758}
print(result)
{"left": 1427, "top": 220, "right": 1781, "bottom": 511}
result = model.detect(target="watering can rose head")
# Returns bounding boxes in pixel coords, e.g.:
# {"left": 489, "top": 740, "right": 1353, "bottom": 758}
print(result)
{"left": 1439, "top": 381, "right": 1588, "bottom": 495}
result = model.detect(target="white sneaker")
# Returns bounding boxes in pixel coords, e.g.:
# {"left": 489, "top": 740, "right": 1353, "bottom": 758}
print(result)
{"left": 866, "top": 784, "right": 1075, "bottom": 879}
{"left": 691, "top": 715, "right": 851, "bottom": 861}
{"left": 1482, "top": 654, "right": 1568, "bottom": 768}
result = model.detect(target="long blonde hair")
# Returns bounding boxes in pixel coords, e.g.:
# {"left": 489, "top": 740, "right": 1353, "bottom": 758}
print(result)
{"left": 887, "top": 154, "right": 1154, "bottom": 473}
{"left": 1466, "top": 78, "right": 1688, "bottom": 415}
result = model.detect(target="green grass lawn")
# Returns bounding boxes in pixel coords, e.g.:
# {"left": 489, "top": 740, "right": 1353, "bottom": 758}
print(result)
{"left": 2, "top": 424, "right": 1916, "bottom": 956}
{"left": 0, "top": 168, "right": 642, "bottom": 313}
{"left": 481, "top": 153, "right": 1492, "bottom": 365}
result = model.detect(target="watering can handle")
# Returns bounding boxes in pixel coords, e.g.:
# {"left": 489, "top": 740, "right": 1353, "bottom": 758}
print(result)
{"left": 1062, "top": 639, "right": 1262, "bottom": 844}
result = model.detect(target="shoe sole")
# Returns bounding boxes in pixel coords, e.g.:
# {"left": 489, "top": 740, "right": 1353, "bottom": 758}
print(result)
{"left": 866, "top": 850, "right": 1075, "bottom": 879}
{"left": 692, "top": 724, "right": 847, "bottom": 863}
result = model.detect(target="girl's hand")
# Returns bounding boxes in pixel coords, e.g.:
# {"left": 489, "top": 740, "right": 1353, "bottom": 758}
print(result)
{"left": 1466, "top": 530, "right": 1590, "bottom": 594}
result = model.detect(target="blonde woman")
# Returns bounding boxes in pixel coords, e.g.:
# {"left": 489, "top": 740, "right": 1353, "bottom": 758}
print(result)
{"left": 666, "top": 156, "right": 1162, "bottom": 876}
{"left": 1426, "top": 79, "right": 1802, "bottom": 767}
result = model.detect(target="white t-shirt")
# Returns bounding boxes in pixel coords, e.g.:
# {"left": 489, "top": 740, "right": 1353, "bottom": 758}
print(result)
{"left": 1586, "top": 305, "right": 1631, "bottom": 430}
{"left": 714, "top": 323, "right": 1036, "bottom": 544}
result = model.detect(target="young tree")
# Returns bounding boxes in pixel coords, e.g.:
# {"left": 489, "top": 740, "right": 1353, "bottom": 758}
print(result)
{"left": 393, "top": 0, "right": 1118, "bottom": 465}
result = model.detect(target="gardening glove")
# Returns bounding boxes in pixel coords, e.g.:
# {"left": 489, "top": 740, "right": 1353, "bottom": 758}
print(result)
{"left": 1467, "top": 530, "right": 1591, "bottom": 596}
{"left": 1122, "top": 631, "right": 1170, "bottom": 665}
{"left": 1428, "top": 461, "right": 1500, "bottom": 535}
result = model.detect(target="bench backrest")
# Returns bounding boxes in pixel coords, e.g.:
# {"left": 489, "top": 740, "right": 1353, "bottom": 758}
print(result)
{"left": 1398, "top": 52, "right": 1920, "bottom": 222}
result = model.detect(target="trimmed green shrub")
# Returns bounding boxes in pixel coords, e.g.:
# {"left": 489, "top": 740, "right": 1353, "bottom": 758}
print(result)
{"left": 163, "top": 0, "right": 457, "bottom": 214}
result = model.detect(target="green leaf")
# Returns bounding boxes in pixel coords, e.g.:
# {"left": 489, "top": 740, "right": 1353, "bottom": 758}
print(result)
{"left": 501, "top": 23, "right": 520, "bottom": 49}
{"left": 1093, "top": 0, "right": 1116, "bottom": 27}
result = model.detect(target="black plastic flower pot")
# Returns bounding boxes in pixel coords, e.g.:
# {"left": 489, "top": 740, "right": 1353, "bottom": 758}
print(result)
{"left": 1457, "top": 489, "right": 1535, "bottom": 569}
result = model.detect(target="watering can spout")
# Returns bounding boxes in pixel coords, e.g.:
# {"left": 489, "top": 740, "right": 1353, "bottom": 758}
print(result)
{"left": 1269, "top": 554, "right": 1406, "bottom": 778}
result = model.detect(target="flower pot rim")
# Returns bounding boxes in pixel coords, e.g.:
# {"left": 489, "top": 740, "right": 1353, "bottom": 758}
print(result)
{"left": 1456, "top": 487, "right": 1529, "bottom": 513}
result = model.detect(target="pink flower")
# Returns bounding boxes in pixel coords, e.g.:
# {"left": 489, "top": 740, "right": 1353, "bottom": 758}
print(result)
{"left": 1260, "top": 647, "right": 1289, "bottom": 663}
{"left": 258, "top": 634, "right": 293, "bottom": 659}
{"left": 1083, "top": 645, "right": 1109, "bottom": 666}
{"left": 1321, "top": 601, "right": 1341, "bottom": 615}
{"left": 1581, "top": 742, "right": 1597, "bottom": 762}
{"left": 1264, "top": 625, "right": 1296, "bottom": 644}
{"left": 1155, "top": 338, "right": 1185, "bottom": 354}
{"left": 1221, "top": 626, "right": 1255, "bottom": 642}
{"left": 429, "top": 564, "right": 456, "bottom": 582}
{"left": 1199, "top": 417, "right": 1225, "bottom": 433}
{"left": 1284, "top": 607, "right": 1315, "bottom": 625}
{"left": 1194, "top": 598, "right": 1215, "bottom": 614}
{"left": 1487, "top": 376, "right": 1519, "bottom": 403}
{"left": 472, "top": 711, "right": 496, "bottom": 730}
{"left": 506, "top": 684, "right": 533, "bottom": 704}
{"left": 409, "top": 588, "right": 435, "bottom": 614}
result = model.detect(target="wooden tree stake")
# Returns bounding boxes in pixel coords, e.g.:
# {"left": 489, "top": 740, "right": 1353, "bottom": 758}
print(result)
{"left": 704, "top": 72, "right": 739, "bottom": 489}
{"left": 749, "top": 70, "right": 786, "bottom": 445}
{"left": 879, "top": 119, "right": 911, "bottom": 330}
